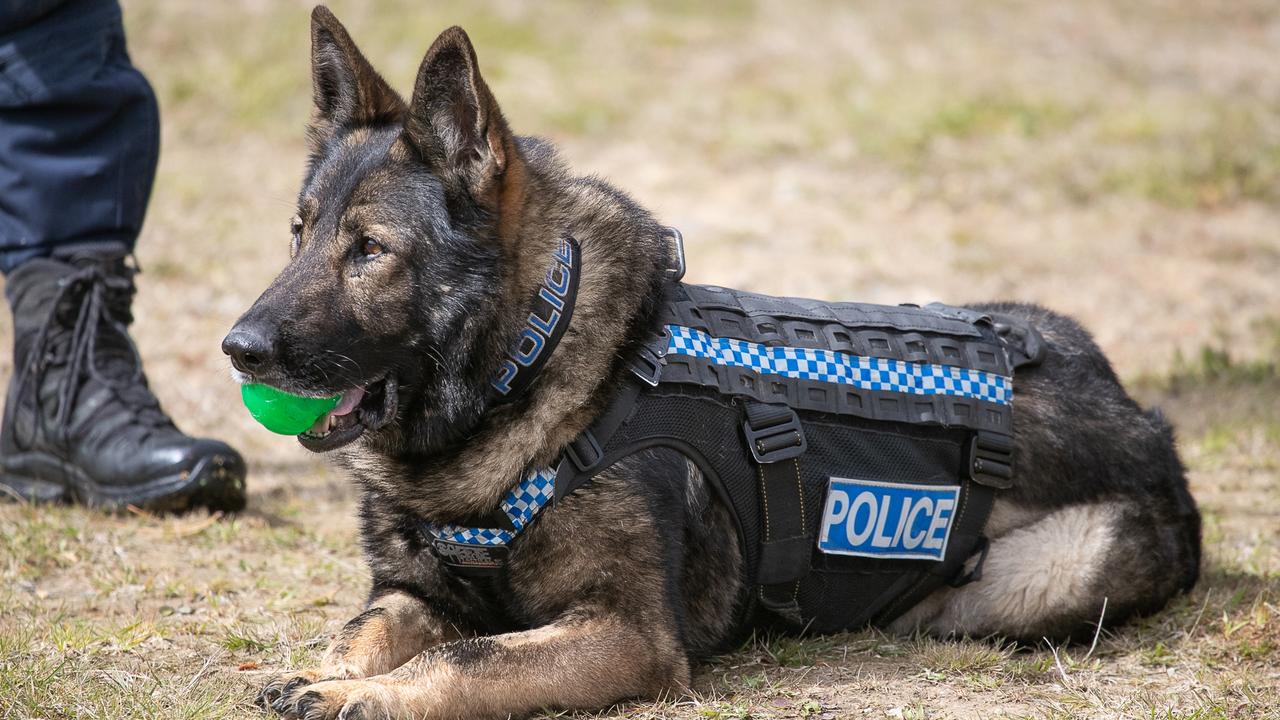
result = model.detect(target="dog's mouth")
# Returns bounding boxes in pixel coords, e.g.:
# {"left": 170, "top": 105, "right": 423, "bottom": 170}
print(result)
{"left": 297, "top": 375, "right": 399, "bottom": 453}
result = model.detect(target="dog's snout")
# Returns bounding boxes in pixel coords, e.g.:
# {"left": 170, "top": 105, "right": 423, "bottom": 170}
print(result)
{"left": 222, "top": 324, "right": 277, "bottom": 375}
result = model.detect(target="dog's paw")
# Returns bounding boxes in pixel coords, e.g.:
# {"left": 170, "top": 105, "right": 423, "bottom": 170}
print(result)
{"left": 274, "top": 679, "right": 401, "bottom": 720}
{"left": 257, "top": 670, "right": 324, "bottom": 714}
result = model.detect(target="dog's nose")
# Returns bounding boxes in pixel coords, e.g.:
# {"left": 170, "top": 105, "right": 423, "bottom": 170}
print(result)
{"left": 222, "top": 324, "right": 277, "bottom": 375}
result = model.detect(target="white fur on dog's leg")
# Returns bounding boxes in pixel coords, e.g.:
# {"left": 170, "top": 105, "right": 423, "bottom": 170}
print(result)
{"left": 891, "top": 502, "right": 1122, "bottom": 638}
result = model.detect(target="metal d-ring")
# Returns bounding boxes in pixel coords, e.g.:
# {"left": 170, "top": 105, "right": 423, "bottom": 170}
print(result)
{"left": 663, "top": 226, "right": 687, "bottom": 282}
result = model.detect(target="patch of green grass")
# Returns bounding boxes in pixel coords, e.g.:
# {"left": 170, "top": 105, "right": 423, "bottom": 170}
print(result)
{"left": 0, "top": 623, "right": 250, "bottom": 720}
{"left": 1235, "top": 636, "right": 1276, "bottom": 661}
{"left": 888, "top": 703, "right": 933, "bottom": 720}
{"left": 698, "top": 701, "right": 752, "bottom": 720}
{"left": 1140, "top": 640, "right": 1176, "bottom": 668}
{"left": 1099, "top": 107, "right": 1280, "bottom": 208}
{"left": 754, "top": 633, "right": 840, "bottom": 668}
{"left": 842, "top": 81, "right": 1280, "bottom": 210}
{"left": 797, "top": 698, "right": 824, "bottom": 717}
{"left": 1142, "top": 705, "right": 1231, "bottom": 720}
{"left": 0, "top": 506, "right": 87, "bottom": 580}
{"left": 909, "top": 93, "right": 1076, "bottom": 143}
{"left": 47, "top": 619, "right": 107, "bottom": 655}
{"left": 1147, "top": 342, "right": 1279, "bottom": 394}
{"left": 1002, "top": 654, "right": 1054, "bottom": 684}
{"left": 835, "top": 83, "right": 1084, "bottom": 171}
{"left": 913, "top": 637, "right": 1013, "bottom": 675}
{"left": 221, "top": 627, "right": 273, "bottom": 654}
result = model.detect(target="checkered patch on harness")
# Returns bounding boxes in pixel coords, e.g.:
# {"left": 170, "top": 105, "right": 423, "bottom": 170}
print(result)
{"left": 424, "top": 467, "right": 557, "bottom": 546}
{"left": 665, "top": 324, "right": 1011, "bottom": 405}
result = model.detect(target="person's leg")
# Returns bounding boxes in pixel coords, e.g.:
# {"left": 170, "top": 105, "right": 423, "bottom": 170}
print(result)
{"left": 0, "top": 0, "right": 156, "bottom": 269}
{"left": 0, "top": 0, "right": 246, "bottom": 511}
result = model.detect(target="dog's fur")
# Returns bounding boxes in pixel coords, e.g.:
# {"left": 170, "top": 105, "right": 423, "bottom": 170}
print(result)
{"left": 227, "top": 8, "right": 1202, "bottom": 719}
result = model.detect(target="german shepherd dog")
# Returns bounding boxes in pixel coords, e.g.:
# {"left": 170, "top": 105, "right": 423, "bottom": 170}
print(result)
{"left": 223, "top": 7, "right": 1201, "bottom": 718}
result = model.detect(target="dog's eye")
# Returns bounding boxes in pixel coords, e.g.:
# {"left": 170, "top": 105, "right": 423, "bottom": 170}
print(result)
{"left": 361, "top": 237, "right": 384, "bottom": 257}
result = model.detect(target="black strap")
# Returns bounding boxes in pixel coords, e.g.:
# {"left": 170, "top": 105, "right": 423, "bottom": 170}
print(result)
{"left": 744, "top": 402, "right": 812, "bottom": 625}
{"left": 553, "top": 378, "right": 645, "bottom": 503}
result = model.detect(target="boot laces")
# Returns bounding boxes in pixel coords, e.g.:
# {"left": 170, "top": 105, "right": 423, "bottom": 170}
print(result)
{"left": 16, "top": 262, "right": 172, "bottom": 449}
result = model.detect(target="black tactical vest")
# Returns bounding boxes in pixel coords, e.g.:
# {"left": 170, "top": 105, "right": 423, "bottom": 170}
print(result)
{"left": 545, "top": 282, "right": 1045, "bottom": 633}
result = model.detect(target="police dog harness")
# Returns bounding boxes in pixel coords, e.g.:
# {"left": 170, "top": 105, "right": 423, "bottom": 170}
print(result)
{"left": 424, "top": 230, "right": 1045, "bottom": 633}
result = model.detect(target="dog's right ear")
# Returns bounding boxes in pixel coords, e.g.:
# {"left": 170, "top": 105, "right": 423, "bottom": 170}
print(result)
{"left": 307, "top": 6, "right": 404, "bottom": 146}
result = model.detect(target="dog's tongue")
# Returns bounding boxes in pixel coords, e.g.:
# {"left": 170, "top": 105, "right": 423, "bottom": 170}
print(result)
{"left": 306, "top": 387, "right": 366, "bottom": 435}
{"left": 332, "top": 387, "right": 365, "bottom": 416}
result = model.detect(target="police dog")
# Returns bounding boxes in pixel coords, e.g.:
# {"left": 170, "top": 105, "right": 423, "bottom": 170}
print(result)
{"left": 224, "top": 7, "right": 1201, "bottom": 719}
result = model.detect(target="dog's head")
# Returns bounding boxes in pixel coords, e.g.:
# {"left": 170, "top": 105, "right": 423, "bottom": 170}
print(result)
{"left": 223, "top": 7, "right": 522, "bottom": 453}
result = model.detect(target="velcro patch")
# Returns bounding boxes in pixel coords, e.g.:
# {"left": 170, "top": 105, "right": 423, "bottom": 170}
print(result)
{"left": 818, "top": 478, "right": 960, "bottom": 561}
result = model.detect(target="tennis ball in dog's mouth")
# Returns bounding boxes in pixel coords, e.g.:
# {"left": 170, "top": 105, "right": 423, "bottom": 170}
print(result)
{"left": 240, "top": 383, "right": 340, "bottom": 435}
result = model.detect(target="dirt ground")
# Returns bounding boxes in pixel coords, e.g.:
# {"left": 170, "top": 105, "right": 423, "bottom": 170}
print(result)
{"left": 1, "top": 1, "right": 1277, "bottom": 718}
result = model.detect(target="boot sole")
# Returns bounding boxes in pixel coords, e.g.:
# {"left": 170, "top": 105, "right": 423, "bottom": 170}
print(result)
{"left": 0, "top": 451, "right": 247, "bottom": 512}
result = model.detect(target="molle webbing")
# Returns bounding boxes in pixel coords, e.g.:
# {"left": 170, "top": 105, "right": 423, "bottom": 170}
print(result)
{"left": 651, "top": 285, "right": 1014, "bottom": 434}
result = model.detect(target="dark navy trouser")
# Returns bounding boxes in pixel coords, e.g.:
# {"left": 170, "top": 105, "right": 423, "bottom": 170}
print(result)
{"left": 0, "top": 0, "right": 157, "bottom": 274}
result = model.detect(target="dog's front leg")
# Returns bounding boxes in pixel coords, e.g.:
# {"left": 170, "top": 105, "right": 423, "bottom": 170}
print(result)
{"left": 274, "top": 610, "right": 688, "bottom": 720}
{"left": 259, "top": 589, "right": 459, "bottom": 712}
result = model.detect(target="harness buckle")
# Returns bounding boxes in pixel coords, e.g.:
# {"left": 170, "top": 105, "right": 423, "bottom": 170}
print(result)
{"left": 630, "top": 343, "right": 664, "bottom": 386}
{"left": 969, "top": 431, "right": 1014, "bottom": 489}
{"left": 742, "top": 403, "right": 807, "bottom": 464}
{"left": 565, "top": 429, "right": 603, "bottom": 473}
{"left": 663, "top": 227, "right": 686, "bottom": 283}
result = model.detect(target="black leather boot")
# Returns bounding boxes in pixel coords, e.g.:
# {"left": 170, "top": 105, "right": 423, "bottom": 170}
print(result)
{"left": 0, "top": 251, "right": 246, "bottom": 511}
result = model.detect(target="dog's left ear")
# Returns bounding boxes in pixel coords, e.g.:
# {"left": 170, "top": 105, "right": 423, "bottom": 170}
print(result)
{"left": 403, "top": 26, "right": 515, "bottom": 211}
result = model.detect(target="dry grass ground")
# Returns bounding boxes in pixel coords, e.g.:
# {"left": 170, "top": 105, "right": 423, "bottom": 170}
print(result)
{"left": 1, "top": 1, "right": 1278, "bottom": 718}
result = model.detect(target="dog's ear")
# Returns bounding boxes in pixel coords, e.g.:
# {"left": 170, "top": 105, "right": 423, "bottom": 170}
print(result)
{"left": 308, "top": 6, "right": 404, "bottom": 144}
{"left": 403, "top": 26, "right": 515, "bottom": 210}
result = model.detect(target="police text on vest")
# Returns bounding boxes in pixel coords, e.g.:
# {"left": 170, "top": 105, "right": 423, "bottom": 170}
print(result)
{"left": 817, "top": 477, "right": 960, "bottom": 561}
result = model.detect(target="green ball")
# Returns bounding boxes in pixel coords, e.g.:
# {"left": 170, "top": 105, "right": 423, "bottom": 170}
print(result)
{"left": 240, "top": 383, "right": 340, "bottom": 435}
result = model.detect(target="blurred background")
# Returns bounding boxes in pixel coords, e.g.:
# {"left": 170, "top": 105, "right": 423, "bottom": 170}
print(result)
{"left": 3, "top": 0, "right": 1271, "bottom": 460}
{"left": 34, "top": 0, "right": 1280, "bottom": 459}
{"left": 1, "top": 1, "right": 1277, "bottom": 717}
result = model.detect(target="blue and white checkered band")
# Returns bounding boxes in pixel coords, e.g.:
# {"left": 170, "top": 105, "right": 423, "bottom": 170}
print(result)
{"left": 664, "top": 325, "right": 1012, "bottom": 405}
{"left": 423, "top": 467, "right": 558, "bottom": 547}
